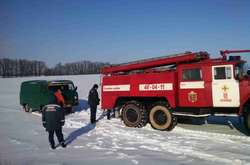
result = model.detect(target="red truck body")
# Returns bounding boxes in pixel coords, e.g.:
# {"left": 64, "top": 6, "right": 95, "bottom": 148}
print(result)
{"left": 101, "top": 50, "right": 250, "bottom": 132}
{"left": 102, "top": 71, "right": 176, "bottom": 108}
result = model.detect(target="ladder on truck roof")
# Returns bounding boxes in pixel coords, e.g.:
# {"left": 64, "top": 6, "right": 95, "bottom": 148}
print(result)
{"left": 101, "top": 51, "right": 209, "bottom": 74}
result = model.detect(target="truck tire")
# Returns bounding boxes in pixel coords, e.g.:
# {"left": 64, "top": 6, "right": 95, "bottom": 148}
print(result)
{"left": 243, "top": 110, "right": 250, "bottom": 134}
{"left": 149, "top": 104, "right": 175, "bottom": 131}
{"left": 24, "top": 104, "right": 32, "bottom": 113}
{"left": 122, "top": 101, "right": 148, "bottom": 128}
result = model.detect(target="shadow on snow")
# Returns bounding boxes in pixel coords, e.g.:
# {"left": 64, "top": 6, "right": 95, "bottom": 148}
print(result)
{"left": 65, "top": 111, "right": 107, "bottom": 145}
{"left": 73, "top": 99, "right": 89, "bottom": 112}
{"left": 177, "top": 115, "right": 249, "bottom": 136}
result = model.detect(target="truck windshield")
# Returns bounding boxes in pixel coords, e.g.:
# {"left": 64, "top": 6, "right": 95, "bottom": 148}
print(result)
{"left": 235, "top": 62, "right": 249, "bottom": 78}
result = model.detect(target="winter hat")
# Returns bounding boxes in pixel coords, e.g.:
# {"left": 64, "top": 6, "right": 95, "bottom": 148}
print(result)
{"left": 93, "top": 84, "right": 98, "bottom": 89}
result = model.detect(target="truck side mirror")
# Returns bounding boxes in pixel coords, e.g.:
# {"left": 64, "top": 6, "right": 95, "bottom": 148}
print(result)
{"left": 74, "top": 86, "right": 78, "bottom": 91}
{"left": 235, "top": 74, "right": 243, "bottom": 80}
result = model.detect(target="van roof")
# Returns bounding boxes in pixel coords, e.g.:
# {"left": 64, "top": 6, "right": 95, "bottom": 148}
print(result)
{"left": 22, "top": 80, "right": 47, "bottom": 85}
{"left": 48, "top": 80, "right": 73, "bottom": 85}
{"left": 48, "top": 80, "right": 73, "bottom": 84}
{"left": 22, "top": 80, "right": 73, "bottom": 85}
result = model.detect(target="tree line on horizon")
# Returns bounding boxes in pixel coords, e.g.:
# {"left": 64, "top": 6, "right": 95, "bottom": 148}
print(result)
{"left": 0, "top": 58, "right": 110, "bottom": 77}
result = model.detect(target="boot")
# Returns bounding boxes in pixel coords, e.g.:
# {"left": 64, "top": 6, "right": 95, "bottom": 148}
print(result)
{"left": 61, "top": 142, "right": 66, "bottom": 148}
{"left": 50, "top": 144, "right": 56, "bottom": 150}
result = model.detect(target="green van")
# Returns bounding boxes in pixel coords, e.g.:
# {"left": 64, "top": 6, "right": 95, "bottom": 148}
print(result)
{"left": 20, "top": 80, "right": 79, "bottom": 112}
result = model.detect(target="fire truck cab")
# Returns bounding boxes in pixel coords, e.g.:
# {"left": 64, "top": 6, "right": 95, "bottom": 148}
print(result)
{"left": 178, "top": 57, "right": 243, "bottom": 109}
{"left": 101, "top": 50, "right": 250, "bottom": 133}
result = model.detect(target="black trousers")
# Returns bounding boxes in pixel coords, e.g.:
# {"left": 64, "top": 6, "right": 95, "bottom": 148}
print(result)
{"left": 107, "top": 109, "right": 111, "bottom": 120}
{"left": 90, "top": 106, "right": 97, "bottom": 123}
{"left": 48, "top": 128, "right": 64, "bottom": 146}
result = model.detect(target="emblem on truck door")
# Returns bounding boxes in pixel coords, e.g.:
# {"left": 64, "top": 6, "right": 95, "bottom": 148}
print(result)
{"left": 188, "top": 91, "right": 198, "bottom": 103}
{"left": 220, "top": 85, "right": 232, "bottom": 102}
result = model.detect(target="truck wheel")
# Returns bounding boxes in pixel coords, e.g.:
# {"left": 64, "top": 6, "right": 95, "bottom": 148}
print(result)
{"left": 122, "top": 102, "right": 148, "bottom": 128}
{"left": 24, "top": 104, "right": 32, "bottom": 113}
{"left": 149, "top": 104, "right": 175, "bottom": 131}
{"left": 243, "top": 110, "right": 250, "bottom": 134}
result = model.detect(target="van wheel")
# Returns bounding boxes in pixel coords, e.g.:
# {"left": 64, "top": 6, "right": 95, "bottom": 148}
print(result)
{"left": 65, "top": 107, "right": 73, "bottom": 114}
{"left": 39, "top": 106, "right": 43, "bottom": 113}
{"left": 243, "top": 109, "right": 250, "bottom": 134}
{"left": 122, "top": 101, "right": 148, "bottom": 128}
{"left": 24, "top": 104, "right": 32, "bottom": 113}
{"left": 149, "top": 103, "right": 175, "bottom": 131}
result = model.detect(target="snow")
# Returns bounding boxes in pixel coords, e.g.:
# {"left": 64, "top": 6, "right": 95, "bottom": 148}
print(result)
{"left": 0, "top": 75, "right": 250, "bottom": 165}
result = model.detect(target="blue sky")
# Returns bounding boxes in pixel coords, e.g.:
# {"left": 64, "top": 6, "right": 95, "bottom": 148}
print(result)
{"left": 1, "top": 0, "right": 250, "bottom": 67}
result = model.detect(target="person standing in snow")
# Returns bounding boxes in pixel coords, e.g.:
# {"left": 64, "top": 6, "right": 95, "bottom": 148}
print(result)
{"left": 88, "top": 84, "right": 100, "bottom": 124}
{"left": 42, "top": 99, "right": 66, "bottom": 149}
{"left": 54, "top": 88, "right": 65, "bottom": 107}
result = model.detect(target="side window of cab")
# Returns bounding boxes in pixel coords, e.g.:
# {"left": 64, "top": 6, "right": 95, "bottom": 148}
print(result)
{"left": 182, "top": 68, "right": 202, "bottom": 81}
{"left": 214, "top": 66, "right": 232, "bottom": 80}
{"left": 68, "top": 83, "right": 75, "bottom": 90}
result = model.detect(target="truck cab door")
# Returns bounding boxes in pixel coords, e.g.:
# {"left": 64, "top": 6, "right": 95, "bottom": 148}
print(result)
{"left": 212, "top": 65, "right": 240, "bottom": 107}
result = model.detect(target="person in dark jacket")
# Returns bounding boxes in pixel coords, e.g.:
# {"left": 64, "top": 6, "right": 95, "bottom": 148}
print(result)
{"left": 42, "top": 103, "right": 66, "bottom": 149}
{"left": 88, "top": 84, "right": 100, "bottom": 124}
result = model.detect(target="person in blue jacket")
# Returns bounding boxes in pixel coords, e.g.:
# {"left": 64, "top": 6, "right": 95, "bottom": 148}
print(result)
{"left": 42, "top": 98, "right": 66, "bottom": 149}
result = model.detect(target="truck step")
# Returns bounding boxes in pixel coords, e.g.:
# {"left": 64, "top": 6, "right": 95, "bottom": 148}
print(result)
{"left": 173, "top": 113, "right": 210, "bottom": 118}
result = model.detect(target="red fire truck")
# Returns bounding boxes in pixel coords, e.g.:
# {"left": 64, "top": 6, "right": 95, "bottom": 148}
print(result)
{"left": 101, "top": 50, "right": 250, "bottom": 132}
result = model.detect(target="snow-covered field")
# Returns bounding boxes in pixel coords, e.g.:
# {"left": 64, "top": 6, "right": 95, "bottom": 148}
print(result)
{"left": 0, "top": 75, "right": 250, "bottom": 165}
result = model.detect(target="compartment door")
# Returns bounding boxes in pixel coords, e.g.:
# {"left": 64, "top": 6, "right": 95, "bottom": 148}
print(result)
{"left": 179, "top": 68, "right": 207, "bottom": 107}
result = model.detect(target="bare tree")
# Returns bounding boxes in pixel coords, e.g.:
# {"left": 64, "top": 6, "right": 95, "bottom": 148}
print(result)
{"left": 0, "top": 58, "right": 109, "bottom": 77}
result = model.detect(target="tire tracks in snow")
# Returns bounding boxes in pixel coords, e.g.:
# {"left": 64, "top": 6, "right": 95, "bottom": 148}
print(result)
{"left": 99, "top": 120, "right": 248, "bottom": 165}
{"left": 32, "top": 110, "right": 250, "bottom": 164}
